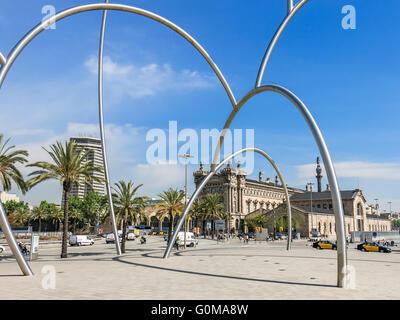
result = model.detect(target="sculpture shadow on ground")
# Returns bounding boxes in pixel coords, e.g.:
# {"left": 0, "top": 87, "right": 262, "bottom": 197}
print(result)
{"left": 112, "top": 255, "right": 336, "bottom": 289}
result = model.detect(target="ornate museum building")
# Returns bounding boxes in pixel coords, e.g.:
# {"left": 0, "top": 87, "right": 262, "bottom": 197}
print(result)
{"left": 193, "top": 161, "right": 303, "bottom": 232}
{"left": 192, "top": 158, "right": 392, "bottom": 236}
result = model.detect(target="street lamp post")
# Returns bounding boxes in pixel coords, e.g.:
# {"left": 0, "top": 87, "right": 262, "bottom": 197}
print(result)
{"left": 180, "top": 153, "right": 193, "bottom": 249}
{"left": 307, "top": 182, "right": 314, "bottom": 235}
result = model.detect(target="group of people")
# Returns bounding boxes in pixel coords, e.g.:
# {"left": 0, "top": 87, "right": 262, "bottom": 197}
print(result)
{"left": 217, "top": 233, "right": 230, "bottom": 241}
{"left": 377, "top": 240, "right": 394, "bottom": 247}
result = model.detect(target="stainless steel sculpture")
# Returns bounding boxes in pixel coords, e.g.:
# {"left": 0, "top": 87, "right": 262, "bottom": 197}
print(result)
{"left": 256, "top": 0, "right": 309, "bottom": 88}
{"left": 0, "top": 4, "right": 236, "bottom": 108}
{"left": 0, "top": 202, "right": 33, "bottom": 276}
{"left": 0, "top": 3, "right": 235, "bottom": 276}
{"left": 0, "top": 1, "right": 348, "bottom": 287}
{"left": 163, "top": 147, "right": 293, "bottom": 259}
{"left": 98, "top": 0, "right": 121, "bottom": 256}
{"left": 208, "top": 0, "right": 347, "bottom": 287}
{"left": 0, "top": 52, "right": 6, "bottom": 65}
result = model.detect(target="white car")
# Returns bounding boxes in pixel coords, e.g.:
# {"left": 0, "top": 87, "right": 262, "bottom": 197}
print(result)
{"left": 309, "top": 235, "right": 322, "bottom": 242}
{"left": 69, "top": 235, "right": 94, "bottom": 246}
{"left": 126, "top": 232, "right": 135, "bottom": 241}
{"left": 0, "top": 245, "right": 5, "bottom": 253}
{"left": 106, "top": 231, "right": 122, "bottom": 244}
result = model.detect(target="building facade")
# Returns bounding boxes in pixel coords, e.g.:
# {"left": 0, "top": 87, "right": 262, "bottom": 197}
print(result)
{"left": 288, "top": 189, "right": 392, "bottom": 237}
{"left": 192, "top": 158, "right": 392, "bottom": 236}
{"left": 193, "top": 161, "right": 303, "bottom": 233}
{"left": 70, "top": 136, "right": 105, "bottom": 198}
{"left": 0, "top": 191, "right": 19, "bottom": 203}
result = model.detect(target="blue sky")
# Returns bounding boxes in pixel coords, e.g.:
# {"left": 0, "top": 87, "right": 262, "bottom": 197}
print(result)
{"left": 0, "top": 0, "right": 399, "bottom": 212}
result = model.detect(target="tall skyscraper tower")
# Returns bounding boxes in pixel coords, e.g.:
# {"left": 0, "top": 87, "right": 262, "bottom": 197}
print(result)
{"left": 316, "top": 156, "right": 323, "bottom": 193}
{"left": 70, "top": 136, "right": 106, "bottom": 198}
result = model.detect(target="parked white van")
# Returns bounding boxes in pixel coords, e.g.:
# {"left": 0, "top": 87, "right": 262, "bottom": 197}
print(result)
{"left": 177, "top": 232, "right": 198, "bottom": 247}
{"left": 69, "top": 235, "right": 94, "bottom": 246}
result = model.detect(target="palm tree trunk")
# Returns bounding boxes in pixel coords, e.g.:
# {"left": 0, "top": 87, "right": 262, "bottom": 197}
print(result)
{"left": 168, "top": 214, "right": 174, "bottom": 244}
{"left": 121, "top": 219, "right": 127, "bottom": 253}
{"left": 38, "top": 218, "right": 41, "bottom": 233}
{"left": 61, "top": 191, "right": 70, "bottom": 259}
{"left": 212, "top": 220, "right": 215, "bottom": 240}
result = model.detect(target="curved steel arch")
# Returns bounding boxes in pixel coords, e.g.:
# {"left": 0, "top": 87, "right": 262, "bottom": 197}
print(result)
{"left": 255, "top": 0, "right": 309, "bottom": 88}
{"left": 97, "top": 0, "right": 121, "bottom": 256}
{"left": 163, "top": 147, "right": 293, "bottom": 259}
{"left": 210, "top": 84, "right": 348, "bottom": 287}
{"left": 0, "top": 2, "right": 237, "bottom": 276}
{"left": 0, "top": 3, "right": 237, "bottom": 107}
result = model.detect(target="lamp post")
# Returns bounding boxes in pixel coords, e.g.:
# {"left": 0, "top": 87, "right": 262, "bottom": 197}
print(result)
{"left": 179, "top": 153, "right": 193, "bottom": 249}
{"left": 307, "top": 182, "right": 314, "bottom": 234}
{"left": 388, "top": 201, "right": 392, "bottom": 214}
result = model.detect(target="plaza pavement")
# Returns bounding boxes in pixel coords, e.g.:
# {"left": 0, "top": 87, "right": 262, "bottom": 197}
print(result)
{"left": 0, "top": 237, "right": 399, "bottom": 300}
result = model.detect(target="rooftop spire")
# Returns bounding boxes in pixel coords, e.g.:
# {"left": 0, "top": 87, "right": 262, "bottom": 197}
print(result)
{"left": 316, "top": 156, "right": 323, "bottom": 192}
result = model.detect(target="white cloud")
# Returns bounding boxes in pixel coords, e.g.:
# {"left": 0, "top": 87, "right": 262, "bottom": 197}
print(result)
{"left": 131, "top": 163, "right": 185, "bottom": 197}
{"left": 84, "top": 55, "right": 216, "bottom": 99}
{"left": 296, "top": 161, "right": 400, "bottom": 180}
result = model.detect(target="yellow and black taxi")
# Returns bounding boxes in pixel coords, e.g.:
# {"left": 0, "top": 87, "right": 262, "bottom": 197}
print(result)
{"left": 151, "top": 229, "right": 165, "bottom": 235}
{"left": 312, "top": 240, "right": 337, "bottom": 250}
{"left": 357, "top": 241, "right": 391, "bottom": 253}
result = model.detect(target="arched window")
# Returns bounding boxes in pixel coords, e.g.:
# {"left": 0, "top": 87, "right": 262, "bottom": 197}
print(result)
{"left": 357, "top": 203, "right": 362, "bottom": 216}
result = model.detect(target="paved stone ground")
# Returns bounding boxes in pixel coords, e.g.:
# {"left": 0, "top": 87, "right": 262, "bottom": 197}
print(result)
{"left": 0, "top": 237, "right": 399, "bottom": 299}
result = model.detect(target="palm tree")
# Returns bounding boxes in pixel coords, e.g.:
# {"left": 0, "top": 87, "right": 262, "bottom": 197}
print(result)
{"left": 156, "top": 188, "right": 185, "bottom": 243}
{"left": 9, "top": 205, "right": 29, "bottom": 226}
{"left": 49, "top": 207, "right": 64, "bottom": 232}
{"left": 0, "top": 134, "right": 29, "bottom": 193}
{"left": 112, "top": 180, "right": 145, "bottom": 253}
{"left": 31, "top": 201, "right": 51, "bottom": 233}
{"left": 69, "top": 206, "right": 83, "bottom": 234}
{"left": 68, "top": 195, "right": 83, "bottom": 234}
{"left": 189, "top": 198, "right": 206, "bottom": 237}
{"left": 27, "top": 140, "right": 104, "bottom": 258}
{"left": 203, "top": 193, "right": 226, "bottom": 239}
{"left": 246, "top": 214, "right": 267, "bottom": 231}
